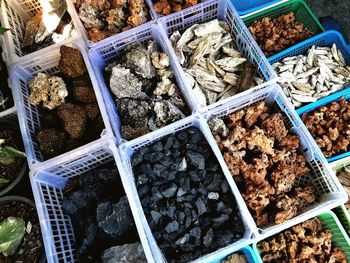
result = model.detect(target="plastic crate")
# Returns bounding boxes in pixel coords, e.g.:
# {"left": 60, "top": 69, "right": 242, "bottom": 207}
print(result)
{"left": 231, "top": 0, "right": 285, "bottom": 16}
{"left": 67, "top": 0, "right": 157, "bottom": 48}
{"left": 0, "top": 0, "right": 79, "bottom": 66}
{"left": 243, "top": 0, "right": 324, "bottom": 57}
{"left": 210, "top": 245, "right": 258, "bottom": 263}
{"left": 30, "top": 138, "right": 154, "bottom": 263}
{"left": 296, "top": 87, "right": 350, "bottom": 163}
{"left": 269, "top": 30, "right": 350, "bottom": 64}
{"left": 118, "top": 114, "right": 257, "bottom": 262}
{"left": 252, "top": 211, "right": 350, "bottom": 262}
{"left": 89, "top": 23, "right": 198, "bottom": 144}
{"left": 10, "top": 39, "right": 113, "bottom": 169}
{"left": 157, "top": 0, "right": 277, "bottom": 113}
{"left": 205, "top": 84, "right": 348, "bottom": 240}
{"left": 332, "top": 156, "right": 350, "bottom": 236}
{"left": 268, "top": 30, "right": 350, "bottom": 109}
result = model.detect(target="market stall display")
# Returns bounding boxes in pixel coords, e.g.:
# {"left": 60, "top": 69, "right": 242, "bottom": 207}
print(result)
{"left": 1, "top": 0, "right": 350, "bottom": 262}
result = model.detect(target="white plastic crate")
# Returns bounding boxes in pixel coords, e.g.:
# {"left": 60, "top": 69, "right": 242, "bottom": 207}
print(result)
{"left": 157, "top": 0, "right": 278, "bottom": 113}
{"left": 0, "top": 0, "right": 79, "bottom": 66}
{"left": 30, "top": 138, "right": 154, "bottom": 263}
{"left": 89, "top": 23, "right": 199, "bottom": 144}
{"left": 118, "top": 114, "right": 257, "bottom": 263}
{"left": 67, "top": 0, "right": 157, "bottom": 48}
{"left": 10, "top": 39, "right": 113, "bottom": 169}
{"left": 205, "top": 84, "right": 348, "bottom": 241}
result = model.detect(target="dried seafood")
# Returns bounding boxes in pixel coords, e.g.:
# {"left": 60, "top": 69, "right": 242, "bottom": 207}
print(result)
{"left": 301, "top": 97, "right": 350, "bottom": 158}
{"left": 248, "top": 12, "right": 314, "bottom": 57}
{"left": 258, "top": 217, "right": 347, "bottom": 263}
{"left": 210, "top": 101, "right": 316, "bottom": 227}
{"left": 170, "top": 19, "right": 263, "bottom": 107}
{"left": 221, "top": 253, "right": 247, "bottom": 263}
{"left": 76, "top": 0, "right": 150, "bottom": 42}
{"left": 153, "top": 0, "right": 203, "bottom": 15}
{"left": 274, "top": 44, "right": 350, "bottom": 107}
{"left": 105, "top": 40, "right": 189, "bottom": 140}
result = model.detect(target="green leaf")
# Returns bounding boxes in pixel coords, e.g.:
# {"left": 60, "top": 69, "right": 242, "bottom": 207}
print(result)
{"left": 0, "top": 177, "right": 10, "bottom": 188}
{"left": 0, "top": 217, "right": 26, "bottom": 256}
{"left": 0, "top": 27, "right": 9, "bottom": 35}
{"left": 0, "top": 146, "right": 26, "bottom": 166}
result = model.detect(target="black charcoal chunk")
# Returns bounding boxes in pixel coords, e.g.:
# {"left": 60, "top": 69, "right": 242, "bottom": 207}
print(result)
{"left": 165, "top": 220, "right": 179, "bottom": 233}
{"left": 137, "top": 173, "right": 149, "bottom": 185}
{"left": 186, "top": 150, "right": 205, "bottom": 170}
{"left": 161, "top": 183, "right": 178, "bottom": 198}
{"left": 96, "top": 197, "right": 134, "bottom": 239}
{"left": 62, "top": 199, "right": 78, "bottom": 214}
{"left": 195, "top": 197, "right": 206, "bottom": 216}
{"left": 203, "top": 228, "right": 214, "bottom": 247}
{"left": 78, "top": 217, "right": 97, "bottom": 255}
{"left": 190, "top": 227, "right": 201, "bottom": 239}
{"left": 151, "top": 210, "right": 162, "bottom": 224}
{"left": 131, "top": 152, "right": 144, "bottom": 166}
{"left": 175, "top": 233, "right": 190, "bottom": 246}
{"left": 175, "top": 157, "right": 187, "bottom": 171}
{"left": 102, "top": 242, "right": 146, "bottom": 263}
{"left": 151, "top": 141, "right": 163, "bottom": 152}
{"left": 166, "top": 206, "right": 176, "bottom": 219}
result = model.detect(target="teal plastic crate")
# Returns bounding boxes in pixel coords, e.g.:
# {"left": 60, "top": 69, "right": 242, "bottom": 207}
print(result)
{"left": 253, "top": 211, "right": 350, "bottom": 262}
{"left": 297, "top": 87, "right": 350, "bottom": 163}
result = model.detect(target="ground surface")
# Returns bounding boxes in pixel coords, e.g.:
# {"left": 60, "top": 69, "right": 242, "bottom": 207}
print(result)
{"left": 306, "top": 0, "right": 350, "bottom": 42}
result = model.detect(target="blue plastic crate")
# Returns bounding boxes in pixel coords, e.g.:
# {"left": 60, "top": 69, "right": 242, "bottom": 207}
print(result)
{"left": 209, "top": 245, "right": 259, "bottom": 263}
{"left": 297, "top": 87, "right": 350, "bottom": 163}
{"left": 269, "top": 30, "right": 350, "bottom": 64}
{"left": 231, "top": 0, "right": 284, "bottom": 16}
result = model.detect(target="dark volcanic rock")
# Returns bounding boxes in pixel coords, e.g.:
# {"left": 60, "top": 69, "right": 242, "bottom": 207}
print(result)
{"left": 131, "top": 127, "right": 244, "bottom": 262}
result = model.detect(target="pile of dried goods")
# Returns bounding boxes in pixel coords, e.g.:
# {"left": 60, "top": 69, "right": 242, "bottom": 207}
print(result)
{"left": 222, "top": 252, "right": 248, "bottom": 263}
{"left": 301, "top": 97, "right": 350, "bottom": 158}
{"left": 273, "top": 44, "right": 350, "bottom": 107}
{"left": 62, "top": 166, "right": 146, "bottom": 262}
{"left": 258, "top": 217, "right": 347, "bottom": 262}
{"left": 105, "top": 40, "right": 190, "bottom": 140}
{"left": 132, "top": 127, "right": 244, "bottom": 262}
{"left": 0, "top": 200, "right": 43, "bottom": 263}
{"left": 248, "top": 12, "right": 314, "bottom": 57}
{"left": 210, "top": 101, "right": 316, "bottom": 227}
{"left": 337, "top": 165, "right": 350, "bottom": 209}
{"left": 170, "top": 19, "right": 263, "bottom": 106}
{"left": 28, "top": 45, "right": 104, "bottom": 159}
{"left": 76, "top": 0, "right": 150, "bottom": 42}
{"left": 153, "top": 0, "right": 203, "bottom": 15}
{"left": 22, "top": 5, "right": 73, "bottom": 54}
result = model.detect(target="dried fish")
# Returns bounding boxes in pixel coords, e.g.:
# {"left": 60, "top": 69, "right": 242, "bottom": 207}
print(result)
{"left": 236, "top": 63, "right": 257, "bottom": 93}
{"left": 215, "top": 57, "right": 247, "bottom": 72}
{"left": 193, "top": 20, "right": 225, "bottom": 37}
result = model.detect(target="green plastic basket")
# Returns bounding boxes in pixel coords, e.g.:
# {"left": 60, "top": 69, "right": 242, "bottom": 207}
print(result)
{"left": 253, "top": 211, "right": 350, "bottom": 262}
{"left": 243, "top": 0, "right": 324, "bottom": 56}
{"left": 332, "top": 157, "right": 350, "bottom": 236}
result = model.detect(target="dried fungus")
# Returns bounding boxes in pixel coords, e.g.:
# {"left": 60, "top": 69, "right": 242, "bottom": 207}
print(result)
{"left": 76, "top": 0, "right": 150, "bottom": 42}
{"left": 258, "top": 217, "right": 347, "bottom": 263}
{"left": 210, "top": 101, "right": 316, "bottom": 227}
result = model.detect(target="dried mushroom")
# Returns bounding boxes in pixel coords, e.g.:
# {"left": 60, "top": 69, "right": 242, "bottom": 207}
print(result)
{"left": 210, "top": 101, "right": 316, "bottom": 227}
{"left": 258, "top": 217, "right": 347, "bottom": 263}
{"left": 28, "top": 45, "right": 104, "bottom": 160}
{"left": 105, "top": 40, "right": 190, "bottom": 140}
{"left": 301, "top": 97, "right": 350, "bottom": 158}
{"left": 221, "top": 253, "right": 248, "bottom": 263}
{"left": 76, "top": 0, "right": 150, "bottom": 42}
{"left": 153, "top": 0, "right": 203, "bottom": 15}
{"left": 274, "top": 44, "right": 350, "bottom": 108}
{"left": 170, "top": 19, "right": 263, "bottom": 107}
{"left": 248, "top": 12, "right": 314, "bottom": 57}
